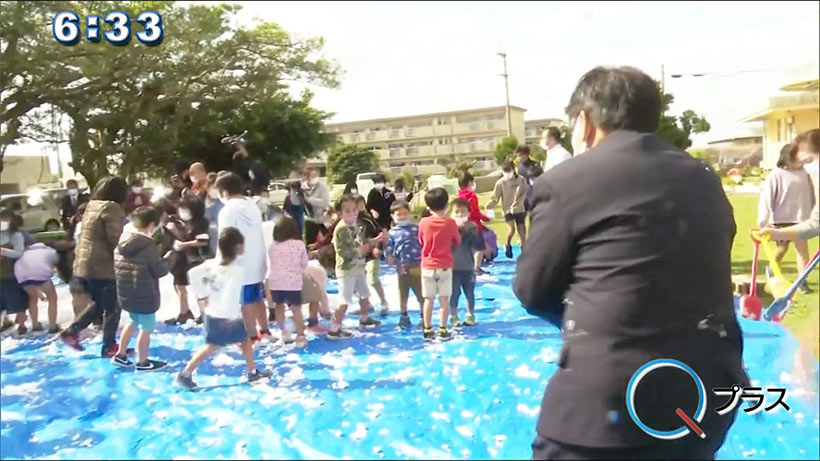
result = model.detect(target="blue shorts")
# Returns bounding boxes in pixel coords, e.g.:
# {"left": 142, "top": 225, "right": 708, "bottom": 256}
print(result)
{"left": 127, "top": 312, "right": 156, "bottom": 332}
{"left": 204, "top": 316, "right": 247, "bottom": 346}
{"left": 241, "top": 283, "right": 265, "bottom": 305}
{"left": 20, "top": 280, "right": 48, "bottom": 288}
{"left": 271, "top": 290, "right": 302, "bottom": 306}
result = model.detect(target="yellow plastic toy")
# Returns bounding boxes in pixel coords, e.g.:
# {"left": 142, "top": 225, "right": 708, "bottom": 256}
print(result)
{"left": 751, "top": 230, "right": 791, "bottom": 299}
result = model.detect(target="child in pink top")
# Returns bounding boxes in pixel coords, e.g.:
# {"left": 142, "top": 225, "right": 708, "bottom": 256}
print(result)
{"left": 266, "top": 216, "right": 309, "bottom": 347}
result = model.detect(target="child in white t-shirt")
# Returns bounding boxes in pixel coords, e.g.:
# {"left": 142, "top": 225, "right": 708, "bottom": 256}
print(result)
{"left": 176, "top": 227, "right": 272, "bottom": 390}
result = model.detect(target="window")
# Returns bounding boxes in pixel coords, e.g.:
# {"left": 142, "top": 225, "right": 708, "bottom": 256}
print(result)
{"left": 390, "top": 129, "right": 402, "bottom": 138}
{"left": 438, "top": 118, "right": 450, "bottom": 125}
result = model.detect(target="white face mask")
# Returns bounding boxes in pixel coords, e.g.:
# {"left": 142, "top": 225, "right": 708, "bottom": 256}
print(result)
{"left": 208, "top": 189, "right": 220, "bottom": 200}
{"left": 350, "top": 189, "right": 358, "bottom": 195}
{"left": 394, "top": 191, "right": 407, "bottom": 200}
{"left": 179, "top": 210, "right": 192, "bottom": 222}
{"left": 453, "top": 216, "right": 468, "bottom": 226}
{"left": 309, "top": 177, "right": 320, "bottom": 186}
{"left": 374, "top": 183, "right": 385, "bottom": 191}
{"left": 323, "top": 220, "right": 335, "bottom": 228}
{"left": 468, "top": 183, "right": 477, "bottom": 192}
{"left": 68, "top": 188, "right": 79, "bottom": 197}
{"left": 0, "top": 221, "right": 8, "bottom": 232}
{"left": 503, "top": 172, "right": 514, "bottom": 180}
{"left": 132, "top": 186, "right": 143, "bottom": 194}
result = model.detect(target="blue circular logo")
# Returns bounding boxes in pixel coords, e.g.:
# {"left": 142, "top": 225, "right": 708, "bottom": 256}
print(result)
{"left": 625, "top": 359, "right": 707, "bottom": 440}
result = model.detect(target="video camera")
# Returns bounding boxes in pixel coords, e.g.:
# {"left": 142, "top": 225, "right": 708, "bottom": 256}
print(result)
{"left": 220, "top": 130, "right": 248, "bottom": 147}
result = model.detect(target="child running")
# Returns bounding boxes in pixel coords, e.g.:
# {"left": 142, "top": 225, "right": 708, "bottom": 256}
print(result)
{"left": 386, "top": 200, "right": 424, "bottom": 329}
{"left": 330, "top": 194, "right": 383, "bottom": 339}
{"left": 112, "top": 206, "right": 175, "bottom": 371}
{"left": 177, "top": 227, "right": 272, "bottom": 390}
{"left": 486, "top": 161, "right": 528, "bottom": 258}
{"left": 418, "top": 187, "right": 461, "bottom": 339}
{"left": 266, "top": 216, "right": 308, "bottom": 347}
{"left": 14, "top": 241, "right": 60, "bottom": 333}
{"left": 449, "top": 199, "right": 484, "bottom": 327}
{"left": 457, "top": 172, "right": 491, "bottom": 275}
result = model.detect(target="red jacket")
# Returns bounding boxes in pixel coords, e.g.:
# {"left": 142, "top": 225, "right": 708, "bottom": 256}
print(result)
{"left": 458, "top": 187, "right": 490, "bottom": 232}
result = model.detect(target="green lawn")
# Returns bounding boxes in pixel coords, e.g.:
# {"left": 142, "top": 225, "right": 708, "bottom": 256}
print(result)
{"left": 480, "top": 192, "right": 819, "bottom": 357}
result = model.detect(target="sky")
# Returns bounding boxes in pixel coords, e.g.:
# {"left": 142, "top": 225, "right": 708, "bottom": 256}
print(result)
{"left": 6, "top": 1, "right": 819, "bottom": 169}
{"left": 236, "top": 0, "right": 819, "bottom": 146}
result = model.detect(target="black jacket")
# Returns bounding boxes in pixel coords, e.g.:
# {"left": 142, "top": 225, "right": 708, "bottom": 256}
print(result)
{"left": 366, "top": 188, "right": 395, "bottom": 229}
{"left": 61, "top": 193, "right": 89, "bottom": 221}
{"left": 514, "top": 131, "right": 748, "bottom": 448}
{"left": 114, "top": 233, "right": 174, "bottom": 314}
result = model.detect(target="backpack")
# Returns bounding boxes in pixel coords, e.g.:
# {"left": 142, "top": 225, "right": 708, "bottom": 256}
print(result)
{"left": 482, "top": 227, "right": 498, "bottom": 263}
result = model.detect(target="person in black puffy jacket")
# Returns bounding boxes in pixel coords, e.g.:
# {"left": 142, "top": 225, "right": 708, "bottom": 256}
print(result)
{"left": 112, "top": 206, "right": 176, "bottom": 372}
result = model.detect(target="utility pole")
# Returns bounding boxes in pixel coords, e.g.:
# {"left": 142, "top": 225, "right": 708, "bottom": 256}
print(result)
{"left": 661, "top": 64, "right": 665, "bottom": 94}
{"left": 498, "top": 50, "right": 512, "bottom": 137}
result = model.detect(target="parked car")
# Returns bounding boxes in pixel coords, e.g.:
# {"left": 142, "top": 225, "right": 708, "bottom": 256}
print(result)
{"left": 0, "top": 193, "right": 62, "bottom": 232}
{"left": 267, "top": 181, "right": 288, "bottom": 206}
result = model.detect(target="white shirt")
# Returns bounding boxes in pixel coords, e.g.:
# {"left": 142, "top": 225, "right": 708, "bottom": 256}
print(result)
{"left": 544, "top": 144, "right": 573, "bottom": 172}
{"left": 217, "top": 197, "right": 267, "bottom": 285}
{"left": 188, "top": 259, "right": 244, "bottom": 319}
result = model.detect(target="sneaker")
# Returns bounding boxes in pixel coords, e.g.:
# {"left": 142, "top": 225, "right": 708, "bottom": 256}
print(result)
{"left": 176, "top": 371, "right": 197, "bottom": 390}
{"left": 380, "top": 305, "right": 389, "bottom": 317}
{"left": 799, "top": 281, "right": 813, "bottom": 294}
{"left": 60, "top": 331, "right": 84, "bottom": 351}
{"left": 165, "top": 311, "right": 194, "bottom": 326}
{"left": 463, "top": 314, "right": 477, "bottom": 327}
{"left": 505, "top": 245, "right": 513, "bottom": 259}
{"left": 279, "top": 332, "right": 294, "bottom": 345}
{"left": 327, "top": 328, "right": 354, "bottom": 340}
{"left": 48, "top": 325, "right": 62, "bottom": 334}
{"left": 475, "top": 267, "right": 489, "bottom": 276}
{"left": 16, "top": 324, "right": 27, "bottom": 335}
{"left": 438, "top": 327, "right": 451, "bottom": 339}
{"left": 136, "top": 359, "right": 167, "bottom": 372}
{"left": 294, "top": 336, "right": 307, "bottom": 348}
{"left": 247, "top": 368, "right": 273, "bottom": 383}
{"left": 423, "top": 327, "right": 434, "bottom": 340}
{"left": 111, "top": 354, "right": 133, "bottom": 369}
{"left": 398, "top": 314, "right": 412, "bottom": 329}
{"left": 359, "top": 317, "right": 381, "bottom": 328}
{"left": 450, "top": 315, "right": 463, "bottom": 328}
{"left": 259, "top": 330, "right": 273, "bottom": 341}
{"left": 31, "top": 322, "right": 44, "bottom": 333}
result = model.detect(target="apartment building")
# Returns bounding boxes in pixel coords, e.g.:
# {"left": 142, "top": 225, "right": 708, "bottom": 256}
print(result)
{"left": 311, "top": 105, "right": 527, "bottom": 174}
{"left": 524, "top": 118, "right": 565, "bottom": 147}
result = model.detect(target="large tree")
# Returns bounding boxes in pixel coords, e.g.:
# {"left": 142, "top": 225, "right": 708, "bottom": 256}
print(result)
{"left": 326, "top": 144, "right": 379, "bottom": 185}
{"left": 1, "top": 1, "right": 340, "bottom": 186}
{"left": 494, "top": 136, "right": 518, "bottom": 165}
{"left": 656, "top": 87, "right": 711, "bottom": 150}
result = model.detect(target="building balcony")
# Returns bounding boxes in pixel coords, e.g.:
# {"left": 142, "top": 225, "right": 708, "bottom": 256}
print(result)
{"left": 743, "top": 92, "right": 820, "bottom": 122}
{"left": 405, "top": 126, "right": 435, "bottom": 138}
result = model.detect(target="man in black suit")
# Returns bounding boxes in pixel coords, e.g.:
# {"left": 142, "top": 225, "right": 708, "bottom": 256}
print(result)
{"left": 60, "top": 179, "right": 88, "bottom": 236}
{"left": 514, "top": 66, "right": 749, "bottom": 460}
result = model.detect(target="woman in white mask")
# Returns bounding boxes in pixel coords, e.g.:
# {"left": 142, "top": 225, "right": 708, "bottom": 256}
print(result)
{"left": 165, "top": 195, "right": 212, "bottom": 325}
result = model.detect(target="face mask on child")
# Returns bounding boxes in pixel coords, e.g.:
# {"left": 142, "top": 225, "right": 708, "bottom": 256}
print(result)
{"left": 0, "top": 221, "right": 8, "bottom": 232}
{"left": 453, "top": 216, "right": 468, "bottom": 226}
{"left": 374, "top": 183, "right": 385, "bottom": 191}
{"left": 350, "top": 188, "right": 358, "bottom": 195}
{"left": 179, "top": 210, "right": 192, "bottom": 222}
{"left": 469, "top": 183, "right": 477, "bottom": 192}
{"left": 342, "top": 211, "right": 357, "bottom": 226}
{"left": 503, "top": 172, "right": 514, "bottom": 180}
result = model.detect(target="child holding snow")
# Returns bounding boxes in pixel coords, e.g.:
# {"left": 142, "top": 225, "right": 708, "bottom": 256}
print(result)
{"left": 177, "top": 227, "right": 272, "bottom": 390}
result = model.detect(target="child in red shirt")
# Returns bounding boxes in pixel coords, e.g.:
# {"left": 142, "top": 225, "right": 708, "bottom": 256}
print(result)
{"left": 418, "top": 187, "right": 461, "bottom": 339}
{"left": 457, "top": 172, "right": 491, "bottom": 275}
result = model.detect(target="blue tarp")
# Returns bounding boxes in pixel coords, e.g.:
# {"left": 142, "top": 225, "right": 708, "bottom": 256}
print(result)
{"left": 1, "top": 250, "right": 818, "bottom": 459}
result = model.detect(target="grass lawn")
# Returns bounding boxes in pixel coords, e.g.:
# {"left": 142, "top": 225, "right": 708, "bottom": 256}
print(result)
{"left": 479, "top": 191, "right": 819, "bottom": 357}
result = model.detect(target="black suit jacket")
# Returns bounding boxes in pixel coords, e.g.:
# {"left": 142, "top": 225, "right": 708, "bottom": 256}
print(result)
{"left": 514, "top": 131, "right": 749, "bottom": 448}
{"left": 61, "top": 193, "right": 88, "bottom": 221}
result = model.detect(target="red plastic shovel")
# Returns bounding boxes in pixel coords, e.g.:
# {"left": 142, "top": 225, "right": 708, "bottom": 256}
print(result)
{"left": 740, "top": 231, "right": 763, "bottom": 320}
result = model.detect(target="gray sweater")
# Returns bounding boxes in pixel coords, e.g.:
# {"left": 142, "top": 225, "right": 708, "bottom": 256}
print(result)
{"left": 757, "top": 167, "right": 815, "bottom": 227}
